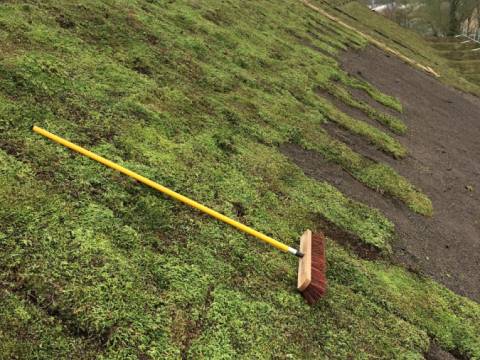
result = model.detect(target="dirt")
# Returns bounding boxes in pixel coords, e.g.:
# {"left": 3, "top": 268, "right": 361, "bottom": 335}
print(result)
{"left": 347, "top": 86, "right": 402, "bottom": 117}
{"left": 280, "top": 142, "right": 419, "bottom": 268}
{"left": 283, "top": 45, "right": 480, "bottom": 302}
{"left": 426, "top": 342, "right": 461, "bottom": 360}
{"left": 316, "top": 87, "right": 398, "bottom": 137}
{"left": 315, "top": 208, "right": 384, "bottom": 261}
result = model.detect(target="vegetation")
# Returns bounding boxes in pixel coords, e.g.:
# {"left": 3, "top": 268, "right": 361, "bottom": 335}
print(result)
{"left": 362, "top": 0, "right": 480, "bottom": 36}
{"left": 319, "top": 80, "right": 407, "bottom": 134}
{"left": 338, "top": 72, "right": 404, "bottom": 112}
{"left": 327, "top": 0, "right": 480, "bottom": 95}
{"left": 428, "top": 37, "right": 480, "bottom": 86}
{"left": 0, "top": 0, "right": 478, "bottom": 359}
{"left": 314, "top": 96, "right": 407, "bottom": 156}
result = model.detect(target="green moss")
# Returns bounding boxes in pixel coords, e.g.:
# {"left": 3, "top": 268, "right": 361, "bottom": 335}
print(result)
{"left": 316, "top": 96, "right": 407, "bottom": 157}
{"left": 322, "top": 81, "right": 407, "bottom": 134}
{"left": 0, "top": 0, "right": 476, "bottom": 358}
{"left": 0, "top": 291, "right": 98, "bottom": 359}
{"left": 357, "top": 163, "right": 433, "bottom": 216}
{"left": 300, "top": 131, "right": 431, "bottom": 216}
{"left": 339, "top": 72, "right": 404, "bottom": 113}
{"left": 326, "top": 1, "right": 480, "bottom": 96}
{"left": 329, "top": 244, "right": 480, "bottom": 358}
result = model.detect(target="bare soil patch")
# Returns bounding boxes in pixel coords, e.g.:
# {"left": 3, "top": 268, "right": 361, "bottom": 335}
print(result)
{"left": 316, "top": 87, "right": 397, "bottom": 136}
{"left": 426, "top": 342, "right": 460, "bottom": 360}
{"left": 347, "top": 86, "right": 402, "bottom": 117}
{"left": 281, "top": 143, "right": 385, "bottom": 260}
{"left": 286, "top": 45, "right": 480, "bottom": 302}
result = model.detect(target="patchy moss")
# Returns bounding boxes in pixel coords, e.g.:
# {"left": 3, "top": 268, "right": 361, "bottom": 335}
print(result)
{"left": 329, "top": 243, "right": 480, "bottom": 359}
{"left": 338, "top": 72, "right": 404, "bottom": 113}
{"left": 357, "top": 163, "right": 433, "bottom": 216}
{"left": 325, "top": 0, "right": 480, "bottom": 96}
{"left": 0, "top": 0, "right": 477, "bottom": 359}
{"left": 299, "top": 131, "right": 431, "bottom": 216}
{"left": 321, "top": 80, "right": 407, "bottom": 134}
{"left": 316, "top": 95, "right": 407, "bottom": 157}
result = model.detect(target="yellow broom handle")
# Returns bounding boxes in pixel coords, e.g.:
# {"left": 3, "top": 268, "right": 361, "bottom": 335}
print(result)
{"left": 33, "top": 126, "right": 302, "bottom": 257}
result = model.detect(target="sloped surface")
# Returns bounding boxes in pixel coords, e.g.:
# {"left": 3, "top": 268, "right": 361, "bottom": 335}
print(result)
{"left": 0, "top": 1, "right": 479, "bottom": 359}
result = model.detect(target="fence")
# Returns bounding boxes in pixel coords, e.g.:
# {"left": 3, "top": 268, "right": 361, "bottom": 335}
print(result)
{"left": 456, "top": 32, "right": 480, "bottom": 51}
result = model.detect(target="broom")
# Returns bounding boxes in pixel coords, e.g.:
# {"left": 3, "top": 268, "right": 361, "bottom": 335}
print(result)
{"left": 32, "top": 126, "right": 327, "bottom": 304}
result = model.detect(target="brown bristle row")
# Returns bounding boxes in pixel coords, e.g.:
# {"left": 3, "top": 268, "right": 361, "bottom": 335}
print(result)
{"left": 301, "top": 232, "right": 327, "bottom": 305}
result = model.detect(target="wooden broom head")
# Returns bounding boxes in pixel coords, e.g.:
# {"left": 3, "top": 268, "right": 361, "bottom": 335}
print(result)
{"left": 297, "top": 230, "right": 327, "bottom": 305}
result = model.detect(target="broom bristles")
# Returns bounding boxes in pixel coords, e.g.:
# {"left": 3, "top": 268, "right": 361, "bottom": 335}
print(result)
{"left": 300, "top": 232, "right": 327, "bottom": 305}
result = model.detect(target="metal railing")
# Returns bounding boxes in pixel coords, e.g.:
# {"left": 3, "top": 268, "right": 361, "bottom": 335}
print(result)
{"left": 455, "top": 32, "right": 480, "bottom": 51}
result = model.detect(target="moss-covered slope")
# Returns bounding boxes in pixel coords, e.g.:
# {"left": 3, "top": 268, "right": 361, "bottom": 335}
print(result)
{"left": 0, "top": 1, "right": 479, "bottom": 359}
{"left": 428, "top": 37, "right": 480, "bottom": 86}
{"left": 321, "top": 0, "right": 480, "bottom": 96}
